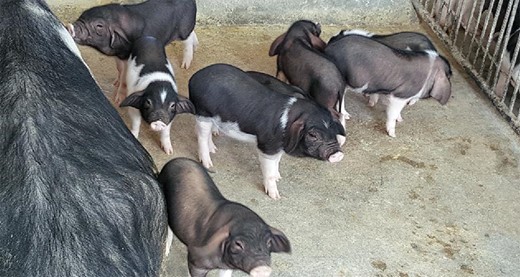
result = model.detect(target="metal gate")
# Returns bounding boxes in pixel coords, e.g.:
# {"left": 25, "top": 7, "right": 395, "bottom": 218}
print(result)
{"left": 412, "top": 0, "right": 520, "bottom": 134}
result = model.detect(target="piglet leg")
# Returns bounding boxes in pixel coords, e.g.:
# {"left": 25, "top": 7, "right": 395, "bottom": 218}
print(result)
{"left": 196, "top": 117, "right": 215, "bottom": 168}
{"left": 385, "top": 96, "right": 408, "bottom": 138}
{"left": 155, "top": 122, "right": 173, "bottom": 155}
{"left": 181, "top": 31, "right": 199, "bottom": 69}
{"left": 165, "top": 227, "right": 174, "bottom": 257}
{"left": 127, "top": 107, "right": 142, "bottom": 138}
{"left": 368, "top": 94, "right": 379, "bottom": 107}
{"left": 258, "top": 150, "right": 283, "bottom": 200}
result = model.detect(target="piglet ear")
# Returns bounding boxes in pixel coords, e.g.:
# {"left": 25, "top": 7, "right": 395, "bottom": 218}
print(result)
{"left": 269, "top": 226, "right": 291, "bottom": 253}
{"left": 309, "top": 34, "right": 326, "bottom": 51}
{"left": 284, "top": 117, "right": 305, "bottom": 153}
{"left": 430, "top": 70, "right": 452, "bottom": 105}
{"left": 119, "top": 91, "right": 145, "bottom": 108}
{"left": 175, "top": 95, "right": 196, "bottom": 114}
{"left": 269, "top": 32, "right": 287, "bottom": 56}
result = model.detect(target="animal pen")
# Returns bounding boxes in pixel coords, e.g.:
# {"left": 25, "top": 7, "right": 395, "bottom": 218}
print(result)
{"left": 412, "top": 0, "right": 520, "bottom": 135}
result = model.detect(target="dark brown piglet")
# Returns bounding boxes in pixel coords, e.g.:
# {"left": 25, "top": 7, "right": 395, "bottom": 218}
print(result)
{"left": 159, "top": 157, "right": 291, "bottom": 277}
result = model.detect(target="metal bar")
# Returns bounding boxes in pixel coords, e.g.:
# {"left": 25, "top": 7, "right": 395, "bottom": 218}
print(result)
{"left": 411, "top": 0, "right": 520, "bottom": 135}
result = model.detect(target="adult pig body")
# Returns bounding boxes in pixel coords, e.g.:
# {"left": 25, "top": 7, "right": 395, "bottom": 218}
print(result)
{"left": 158, "top": 157, "right": 291, "bottom": 277}
{"left": 189, "top": 63, "right": 345, "bottom": 199}
{"left": 0, "top": 0, "right": 167, "bottom": 276}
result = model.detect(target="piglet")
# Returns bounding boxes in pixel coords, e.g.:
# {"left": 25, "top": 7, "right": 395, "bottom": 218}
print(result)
{"left": 329, "top": 29, "right": 438, "bottom": 107}
{"left": 120, "top": 36, "right": 195, "bottom": 155}
{"left": 189, "top": 63, "right": 345, "bottom": 199}
{"left": 269, "top": 20, "right": 349, "bottom": 145}
{"left": 67, "top": 0, "right": 198, "bottom": 102}
{"left": 159, "top": 157, "right": 291, "bottom": 277}
{"left": 324, "top": 34, "right": 452, "bottom": 137}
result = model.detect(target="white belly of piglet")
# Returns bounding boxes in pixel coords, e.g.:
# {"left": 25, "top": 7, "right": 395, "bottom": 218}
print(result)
{"left": 212, "top": 116, "right": 257, "bottom": 143}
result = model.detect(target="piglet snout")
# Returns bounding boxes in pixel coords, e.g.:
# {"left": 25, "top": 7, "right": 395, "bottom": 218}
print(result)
{"left": 249, "top": 266, "right": 272, "bottom": 277}
{"left": 150, "top": 121, "right": 167, "bottom": 131}
{"left": 66, "top": 24, "right": 75, "bottom": 38}
{"left": 328, "top": 151, "right": 344, "bottom": 163}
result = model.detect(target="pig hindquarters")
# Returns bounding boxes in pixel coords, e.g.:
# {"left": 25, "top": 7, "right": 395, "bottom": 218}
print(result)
{"left": 120, "top": 36, "right": 195, "bottom": 155}
{"left": 324, "top": 35, "right": 452, "bottom": 137}
{"left": 0, "top": 1, "right": 167, "bottom": 276}
{"left": 328, "top": 29, "right": 438, "bottom": 107}
{"left": 67, "top": 0, "right": 198, "bottom": 101}
{"left": 189, "top": 63, "right": 345, "bottom": 199}
{"left": 268, "top": 20, "right": 349, "bottom": 146}
{"left": 159, "top": 157, "right": 291, "bottom": 277}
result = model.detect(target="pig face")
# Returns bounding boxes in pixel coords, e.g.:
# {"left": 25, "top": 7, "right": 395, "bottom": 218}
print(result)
{"left": 222, "top": 225, "right": 291, "bottom": 275}
{"left": 285, "top": 114, "right": 345, "bottom": 163}
{"left": 68, "top": 4, "right": 142, "bottom": 58}
{"left": 120, "top": 83, "right": 195, "bottom": 130}
{"left": 428, "top": 55, "right": 453, "bottom": 105}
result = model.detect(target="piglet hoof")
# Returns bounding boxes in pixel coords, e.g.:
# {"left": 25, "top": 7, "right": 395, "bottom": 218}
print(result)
{"left": 250, "top": 266, "right": 273, "bottom": 277}
{"left": 328, "top": 151, "right": 344, "bottom": 163}
{"left": 66, "top": 24, "right": 75, "bottom": 37}
{"left": 209, "top": 141, "right": 218, "bottom": 153}
{"left": 387, "top": 128, "right": 396, "bottom": 138}
{"left": 200, "top": 157, "right": 214, "bottom": 169}
{"left": 264, "top": 177, "right": 281, "bottom": 200}
{"left": 161, "top": 142, "right": 173, "bottom": 155}
{"left": 181, "top": 60, "right": 192, "bottom": 70}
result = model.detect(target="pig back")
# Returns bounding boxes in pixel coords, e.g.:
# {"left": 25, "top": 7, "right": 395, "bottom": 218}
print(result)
{"left": 189, "top": 64, "right": 291, "bottom": 128}
{"left": 0, "top": 1, "right": 166, "bottom": 276}
{"left": 129, "top": 0, "right": 197, "bottom": 44}
{"left": 158, "top": 158, "right": 228, "bottom": 245}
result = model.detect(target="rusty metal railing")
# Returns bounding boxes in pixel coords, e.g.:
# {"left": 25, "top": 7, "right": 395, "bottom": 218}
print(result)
{"left": 412, "top": 0, "right": 520, "bottom": 135}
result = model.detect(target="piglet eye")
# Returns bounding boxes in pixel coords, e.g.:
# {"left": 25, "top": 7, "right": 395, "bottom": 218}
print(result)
{"left": 96, "top": 24, "right": 103, "bottom": 29}
{"left": 230, "top": 240, "right": 244, "bottom": 254}
{"left": 266, "top": 238, "right": 272, "bottom": 249}
{"left": 144, "top": 99, "right": 152, "bottom": 109}
{"left": 169, "top": 102, "right": 176, "bottom": 110}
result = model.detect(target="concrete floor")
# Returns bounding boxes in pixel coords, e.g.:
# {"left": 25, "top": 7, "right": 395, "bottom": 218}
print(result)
{"left": 79, "top": 24, "right": 520, "bottom": 277}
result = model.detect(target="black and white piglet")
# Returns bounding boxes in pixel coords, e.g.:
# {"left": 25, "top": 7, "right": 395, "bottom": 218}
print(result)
{"left": 269, "top": 20, "right": 349, "bottom": 145}
{"left": 328, "top": 29, "right": 438, "bottom": 107}
{"left": 67, "top": 0, "right": 198, "bottom": 102}
{"left": 324, "top": 34, "right": 452, "bottom": 137}
{"left": 246, "top": 71, "right": 311, "bottom": 99}
{"left": 159, "top": 157, "right": 291, "bottom": 277}
{"left": 1, "top": 0, "right": 167, "bottom": 275}
{"left": 120, "top": 36, "right": 195, "bottom": 155}
{"left": 189, "top": 63, "right": 345, "bottom": 199}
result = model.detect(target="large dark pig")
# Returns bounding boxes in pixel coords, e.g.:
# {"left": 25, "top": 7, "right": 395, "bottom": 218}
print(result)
{"left": 0, "top": 0, "right": 167, "bottom": 276}
{"left": 158, "top": 157, "right": 291, "bottom": 277}
{"left": 67, "top": 0, "right": 198, "bottom": 101}
{"left": 189, "top": 63, "right": 345, "bottom": 199}
{"left": 324, "top": 34, "right": 452, "bottom": 137}
{"left": 119, "top": 36, "right": 195, "bottom": 155}
{"left": 268, "top": 20, "right": 349, "bottom": 146}
{"left": 328, "top": 29, "right": 437, "bottom": 107}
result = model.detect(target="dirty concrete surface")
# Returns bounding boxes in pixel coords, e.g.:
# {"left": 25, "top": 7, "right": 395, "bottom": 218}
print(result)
{"left": 77, "top": 24, "right": 520, "bottom": 277}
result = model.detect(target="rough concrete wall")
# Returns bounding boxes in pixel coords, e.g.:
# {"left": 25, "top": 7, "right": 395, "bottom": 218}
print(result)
{"left": 49, "top": 0, "right": 418, "bottom": 26}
